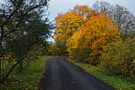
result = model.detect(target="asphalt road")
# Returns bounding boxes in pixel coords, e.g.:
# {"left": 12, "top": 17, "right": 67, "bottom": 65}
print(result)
{"left": 39, "top": 57, "right": 115, "bottom": 90}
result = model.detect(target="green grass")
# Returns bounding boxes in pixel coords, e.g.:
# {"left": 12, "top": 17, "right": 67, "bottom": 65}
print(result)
{"left": 74, "top": 62, "right": 135, "bottom": 90}
{"left": 1, "top": 56, "right": 48, "bottom": 90}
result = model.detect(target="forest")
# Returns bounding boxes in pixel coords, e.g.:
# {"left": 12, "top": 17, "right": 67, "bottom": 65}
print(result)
{"left": 0, "top": 0, "right": 135, "bottom": 90}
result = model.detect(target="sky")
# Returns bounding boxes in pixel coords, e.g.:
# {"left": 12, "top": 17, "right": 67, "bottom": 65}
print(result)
{"left": 48, "top": 0, "right": 135, "bottom": 20}
{"left": 0, "top": 0, "right": 134, "bottom": 20}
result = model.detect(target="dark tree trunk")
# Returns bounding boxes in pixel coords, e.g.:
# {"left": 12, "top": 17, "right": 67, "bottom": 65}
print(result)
{"left": 19, "top": 60, "right": 23, "bottom": 73}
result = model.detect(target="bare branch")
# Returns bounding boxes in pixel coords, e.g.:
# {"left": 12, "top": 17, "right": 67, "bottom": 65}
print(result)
{"left": 1, "top": 0, "right": 24, "bottom": 27}
{"left": 24, "top": 3, "right": 48, "bottom": 15}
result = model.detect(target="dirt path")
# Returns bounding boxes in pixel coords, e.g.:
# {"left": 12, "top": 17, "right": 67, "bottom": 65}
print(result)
{"left": 39, "top": 57, "right": 115, "bottom": 90}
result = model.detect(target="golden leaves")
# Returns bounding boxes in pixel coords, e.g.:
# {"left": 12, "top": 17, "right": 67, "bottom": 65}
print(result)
{"left": 55, "top": 5, "right": 121, "bottom": 64}
{"left": 55, "top": 11, "right": 84, "bottom": 42}
{"left": 67, "top": 11, "right": 121, "bottom": 60}
{"left": 3, "top": 52, "right": 13, "bottom": 60}
{"left": 54, "top": 5, "right": 94, "bottom": 42}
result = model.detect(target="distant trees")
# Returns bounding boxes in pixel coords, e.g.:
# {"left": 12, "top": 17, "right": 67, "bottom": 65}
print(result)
{"left": 92, "top": 1, "right": 135, "bottom": 37}
{"left": 0, "top": 0, "right": 51, "bottom": 82}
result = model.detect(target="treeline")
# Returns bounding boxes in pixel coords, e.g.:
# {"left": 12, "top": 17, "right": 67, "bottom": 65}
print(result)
{"left": 54, "top": 1, "right": 135, "bottom": 79}
{"left": 0, "top": 0, "right": 52, "bottom": 82}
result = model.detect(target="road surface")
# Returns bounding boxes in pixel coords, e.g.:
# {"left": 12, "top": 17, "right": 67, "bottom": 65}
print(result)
{"left": 39, "top": 57, "right": 115, "bottom": 90}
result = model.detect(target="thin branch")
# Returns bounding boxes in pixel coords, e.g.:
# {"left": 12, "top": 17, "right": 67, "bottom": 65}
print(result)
{"left": 0, "top": 1, "right": 48, "bottom": 42}
{"left": 1, "top": 0, "right": 24, "bottom": 27}
{"left": 24, "top": 3, "right": 48, "bottom": 15}
{"left": 9, "top": 0, "right": 23, "bottom": 16}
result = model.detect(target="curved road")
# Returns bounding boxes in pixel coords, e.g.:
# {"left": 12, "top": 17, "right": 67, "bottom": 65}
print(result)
{"left": 39, "top": 57, "right": 115, "bottom": 90}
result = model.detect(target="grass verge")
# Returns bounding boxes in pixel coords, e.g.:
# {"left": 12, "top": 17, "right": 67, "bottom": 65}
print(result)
{"left": 1, "top": 56, "right": 48, "bottom": 90}
{"left": 74, "top": 62, "right": 135, "bottom": 90}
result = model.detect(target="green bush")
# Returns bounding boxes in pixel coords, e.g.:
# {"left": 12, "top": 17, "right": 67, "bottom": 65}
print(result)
{"left": 100, "top": 37, "right": 135, "bottom": 79}
{"left": 69, "top": 47, "right": 91, "bottom": 63}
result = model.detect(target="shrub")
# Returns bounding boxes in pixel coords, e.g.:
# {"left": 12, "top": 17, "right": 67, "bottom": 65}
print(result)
{"left": 100, "top": 37, "right": 135, "bottom": 79}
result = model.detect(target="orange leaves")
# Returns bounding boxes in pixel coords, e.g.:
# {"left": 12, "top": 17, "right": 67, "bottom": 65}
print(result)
{"left": 54, "top": 5, "right": 94, "bottom": 42}
{"left": 3, "top": 52, "right": 13, "bottom": 60}
{"left": 67, "top": 11, "right": 121, "bottom": 63}
{"left": 55, "top": 5, "right": 121, "bottom": 64}
{"left": 55, "top": 11, "right": 84, "bottom": 42}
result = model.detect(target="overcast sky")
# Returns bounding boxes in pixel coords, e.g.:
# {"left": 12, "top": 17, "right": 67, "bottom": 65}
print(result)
{"left": 0, "top": 0, "right": 134, "bottom": 20}
{"left": 48, "top": 0, "right": 135, "bottom": 20}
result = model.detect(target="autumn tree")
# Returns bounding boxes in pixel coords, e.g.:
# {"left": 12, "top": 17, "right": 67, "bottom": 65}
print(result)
{"left": 55, "top": 11, "right": 84, "bottom": 42}
{"left": 54, "top": 5, "right": 95, "bottom": 54}
{"left": 55, "top": 5, "right": 95, "bottom": 42}
{"left": 67, "top": 11, "right": 121, "bottom": 64}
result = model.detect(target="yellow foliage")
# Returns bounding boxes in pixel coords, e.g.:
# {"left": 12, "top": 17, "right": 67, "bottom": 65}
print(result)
{"left": 54, "top": 5, "right": 95, "bottom": 43}
{"left": 55, "top": 5, "right": 121, "bottom": 64}
{"left": 67, "top": 11, "right": 121, "bottom": 63}
{"left": 55, "top": 11, "right": 84, "bottom": 42}
{"left": 3, "top": 52, "right": 13, "bottom": 60}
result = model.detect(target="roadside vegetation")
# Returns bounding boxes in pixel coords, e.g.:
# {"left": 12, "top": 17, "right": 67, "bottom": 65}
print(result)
{"left": 75, "top": 62, "right": 135, "bottom": 90}
{"left": 0, "top": 0, "right": 52, "bottom": 87}
{"left": 1, "top": 56, "right": 48, "bottom": 90}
